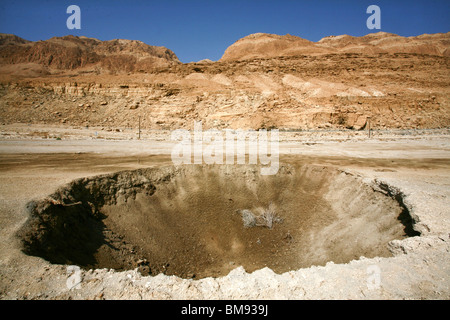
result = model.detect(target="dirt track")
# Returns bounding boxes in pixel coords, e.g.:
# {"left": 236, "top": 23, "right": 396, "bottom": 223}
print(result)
{"left": 0, "top": 128, "right": 449, "bottom": 299}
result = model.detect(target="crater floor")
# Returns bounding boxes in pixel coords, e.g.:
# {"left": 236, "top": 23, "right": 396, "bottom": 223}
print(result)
{"left": 0, "top": 131, "right": 449, "bottom": 299}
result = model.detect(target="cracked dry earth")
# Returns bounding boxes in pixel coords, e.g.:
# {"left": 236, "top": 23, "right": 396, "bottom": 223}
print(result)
{"left": 0, "top": 132, "right": 449, "bottom": 300}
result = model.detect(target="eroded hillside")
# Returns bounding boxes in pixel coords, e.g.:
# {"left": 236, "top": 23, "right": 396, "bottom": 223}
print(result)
{"left": 0, "top": 32, "right": 449, "bottom": 130}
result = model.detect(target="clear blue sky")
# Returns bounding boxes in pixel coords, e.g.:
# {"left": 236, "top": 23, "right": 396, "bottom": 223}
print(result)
{"left": 0, "top": 0, "right": 449, "bottom": 62}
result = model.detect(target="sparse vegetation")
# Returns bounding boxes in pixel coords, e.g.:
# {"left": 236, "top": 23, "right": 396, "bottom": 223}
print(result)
{"left": 238, "top": 202, "right": 283, "bottom": 229}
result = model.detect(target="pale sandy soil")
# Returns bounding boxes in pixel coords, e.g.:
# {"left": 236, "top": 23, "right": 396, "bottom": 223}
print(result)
{"left": 0, "top": 125, "right": 449, "bottom": 300}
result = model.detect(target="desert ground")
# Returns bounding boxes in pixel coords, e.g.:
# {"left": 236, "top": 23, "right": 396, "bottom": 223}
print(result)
{"left": 0, "top": 31, "right": 449, "bottom": 300}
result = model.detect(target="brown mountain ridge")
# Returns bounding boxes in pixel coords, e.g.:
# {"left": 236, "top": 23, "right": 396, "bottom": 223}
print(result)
{"left": 220, "top": 32, "right": 450, "bottom": 61}
{"left": 0, "top": 33, "right": 180, "bottom": 76}
{"left": 0, "top": 31, "right": 449, "bottom": 131}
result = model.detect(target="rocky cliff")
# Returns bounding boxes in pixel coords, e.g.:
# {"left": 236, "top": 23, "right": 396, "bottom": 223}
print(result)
{"left": 0, "top": 34, "right": 180, "bottom": 76}
{"left": 0, "top": 32, "right": 448, "bottom": 131}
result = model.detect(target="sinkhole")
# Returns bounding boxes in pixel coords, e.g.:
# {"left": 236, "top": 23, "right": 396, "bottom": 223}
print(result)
{"left": 18, "top": 164, "right": 419, "bottom": 279}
